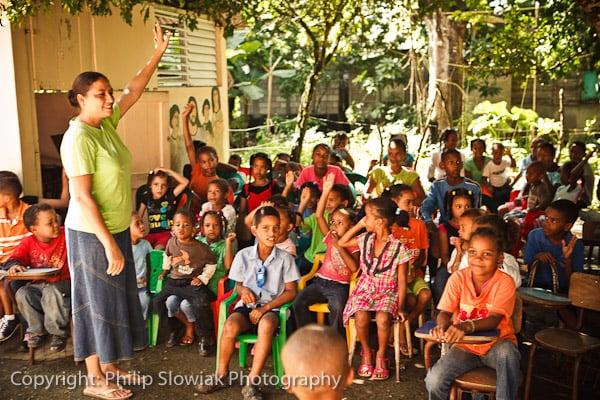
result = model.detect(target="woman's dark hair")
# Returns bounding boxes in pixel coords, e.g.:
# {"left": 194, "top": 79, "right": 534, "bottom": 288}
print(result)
{"left": 23, "top": 203, "right": 54, "bottom": 230}
{"left": 67, "top": 71, "right": 109, "bottom": 108}
{"left": 200, "top": 210, "right": 226, "bottom": 238}
{"left": 211, "top": 86, "right": 221, "bottom": 112}
{"left": 208, "top": 179, "right": 231, "bottom": 200}
{"left": 202, "top": 98, "right": 211, "bottom": 114}
{"left": 389, "top": 136, "right": 407, "bottom": 153}
{"left": 169, "top": 104, "right": 180, "bottom": 128}
{"left": 253, "top": 205, "right": 280, "bottom": 226}
{"left": 440, "top": 127, "right": 458, "bottom": 144}
{"left": 382, "top": 184, "right": 413, "bottom": 200}
{"left": 444, "top": 188, "right": 474, "bottom": 218}
{"left": 470, "top": 138, "right": 486, "bottom": 151}
{"left": 146, "top": 170, "right": 171, "bottom": 187}
{"left": 0, "top": 171, "right": 23, "bottom": 197}
{"left": 312, "top": 143, "right": 331, "bottom": 155}
{"left": 475, "top": 214, "right": 514, "bottom": 253}
{"left": 187, "top": 96, "right": 200, "bottom": 125}
{"left": 365, "top": 196, "right": 408, "bottom": 228}
{"left": 469, "top": 227, "right": 503, "bottom": 253}
{"left": 250, "top": 152, "right": 272, "bottom": 172}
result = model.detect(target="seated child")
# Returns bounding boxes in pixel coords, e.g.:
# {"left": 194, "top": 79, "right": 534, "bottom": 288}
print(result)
{"left": 553, "top": 161, "right": 585, "bottom": 206}
{"left": 339, "top": 197, "right": 412, "bottom": 380}
{"left": 482, "top": 143, "right": 515, "bottom": 212}
{"left": 239, "top": 152, "right": 280, "bottom": 214}
{"left": 569, "top": 141, "right": 595, "bottom": 202}
{"left": 385, "top": 184, "right": 432, "bottom": 354}
{"left": 295, "top": 181, "right": 321, "bottom": 219}
{"left": 0, "top": 171, "right": 30, "bottom": 341}
{"left": 282, "top": 325, "right": 353, "bottom": 400}
{"left": 449, "top": 212, "right": 522, "bottom": 287}
{"left": 4, "top": 204, "right": 70, "bottom": 351}
{"left": 196, "top": 210, "right": 236, "bottom": 295}
{"left": 421, "top": 148, "right": 481, "bottom": 225}
{"left": 151, "top": 211, "right": 217, "bottom": 355}
{"left": 296, "top": 182, "right": 353, "bottom": 275}
{"left": 245, "top": 198, "right": 297, "bottom": 257}
{"left": 425, "top": 227, "right": 520, "bottom": 400}
{"left": 294, "top": 144, "right": 351, "bottom": 191}
{"left": 196, "top": 206, "right": 300, "bottom": 400}
{"left": 524, "top": 199, "right": 583, "bottom": 294}
{"left": 293, "top": 174, "right": 359, "bottom": 334}
{"left": 201, "top": 179, "right": 237, "bottom": 235}
{"left": 138, "top": 167, "right": 189, "bottom": 249}
{"left": 130, "top": 213, "right": 152, "bottom": 320}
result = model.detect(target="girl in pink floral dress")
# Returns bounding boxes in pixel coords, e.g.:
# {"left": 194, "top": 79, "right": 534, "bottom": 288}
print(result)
{"left": 338, "top": 196, "right": 412, "bottom": 380}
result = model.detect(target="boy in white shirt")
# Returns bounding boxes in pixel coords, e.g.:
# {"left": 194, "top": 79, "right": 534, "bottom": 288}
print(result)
{"left": 482, "top": 143, "right": 516, "bottom": 212}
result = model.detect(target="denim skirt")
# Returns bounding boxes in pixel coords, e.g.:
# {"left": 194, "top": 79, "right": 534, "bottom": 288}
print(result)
{"left": 66, "top": 228, "right": 147, "bottom": 364}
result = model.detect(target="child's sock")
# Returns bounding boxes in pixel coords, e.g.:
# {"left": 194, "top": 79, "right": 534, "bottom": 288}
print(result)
{"left": 3, "top": 314, "right": 15, "bottom": 320}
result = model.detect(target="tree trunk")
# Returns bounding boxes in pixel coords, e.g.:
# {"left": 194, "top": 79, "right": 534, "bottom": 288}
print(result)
{"left": 424, "top": 9, "right": 465, "bottom": 133}
{"left": 291, "top": 68, "right": 320, "bottom": 161}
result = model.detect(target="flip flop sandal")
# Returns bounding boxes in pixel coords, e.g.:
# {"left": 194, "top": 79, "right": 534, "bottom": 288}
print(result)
{"left": 116, "top": 372, "right": 152, "bottom": 386}
{"left": 371, "top": 357, "right": 390, "bottom": 381}
{"left": 357, "top": 351, "right": 373, "bottom": 378}
{"left": 83, "top": 385, "right": 132, "bottom": 400}
{"left": 179, "top": 335, "right": 194, "bottom": 346}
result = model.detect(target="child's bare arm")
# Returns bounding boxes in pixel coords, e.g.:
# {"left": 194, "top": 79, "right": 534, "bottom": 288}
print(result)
{"left": 315, "top": 174, "right": 334, "bottom": 236}
{"left": 431, "top": 311, "right": 453, "bottom": 340}
{"left": 224, "top": 233, "right": 236, "bottom": 270}
{"left": 297, "top": 186, "right": 311, "bottom": 215}
{"left": 281, "top": 170, "right": 295, "bottom": 198}
{"left": 236, "top": 282, "right": 257, "bottom": 305}
{"left": 156, "top": 167, "right": 189, "bottom": 197}
{"left": 443, "top": 313, "right": 503, "bottom": 344}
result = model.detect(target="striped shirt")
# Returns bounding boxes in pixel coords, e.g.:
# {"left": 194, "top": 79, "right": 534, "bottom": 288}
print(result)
{"left": 0, "top": 200, "right": 31, "bottom": 264}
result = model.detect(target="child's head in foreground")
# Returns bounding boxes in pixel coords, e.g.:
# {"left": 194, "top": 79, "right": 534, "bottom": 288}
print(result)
{"left": 252, "top": 206, "right": 281, "bottom": 249}
{"left": 282, "top": 325, "right": 353, "bottom": 400}
{"left": 23, "top": 204, "right": 60, "bottom": 243}
{"left": 542, "top": 199, "right": 578, "bottom": 239}
{"left": 0, "top": 171, "right": 23, "bottom": 207}
{"left": 467, "top": 227, "right": 504, "bottom": 277}
{"left": 383, "top": 184, "right": 414, "bottom": 213}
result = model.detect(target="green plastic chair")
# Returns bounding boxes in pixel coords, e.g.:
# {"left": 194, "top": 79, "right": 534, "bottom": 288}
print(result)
{"left": 345, "top": 172, "right": 367, "bottom": 186}
{"left": 147, "top": 250, "right": 165, "bottom": 347}
{"left": 215, "top": 290, "right": 291, "bottom": 387}
{"left": 218, "top": 171, "right": 245, "bottom": 197}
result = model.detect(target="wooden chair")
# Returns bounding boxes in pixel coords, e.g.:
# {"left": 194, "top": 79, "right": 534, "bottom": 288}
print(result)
{"left": 448, "top": 296, "right": 523, "bottom": 399}
{"left": 523, "top": 272, "right": 600, "bottom": 400}
{"left": 527, "top": 259, "right": 559, "bottom": 294}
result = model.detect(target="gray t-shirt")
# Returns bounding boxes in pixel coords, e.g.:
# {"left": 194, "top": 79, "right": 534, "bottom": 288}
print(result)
{"left": 132, "top": 239, "right": 153, "bottom": 288}
{"left": 229, "top": 245, "right": 300, "bottom": 308}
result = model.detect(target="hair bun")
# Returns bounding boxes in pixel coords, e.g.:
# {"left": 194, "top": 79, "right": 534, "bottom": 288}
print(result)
{"left": 67, "top": 89, "right": 78, "bottom": 107}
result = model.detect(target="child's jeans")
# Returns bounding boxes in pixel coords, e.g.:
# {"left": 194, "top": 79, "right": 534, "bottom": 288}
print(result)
{"left": 15, "top": 281, "right": 71, "bottom": 338}
{"left": 166, "top": 295, "right": 195, "bottom": 322}
{"left": 425, "top": 340, "right": 521, "bottom": 400}
{"left": 292, "top": 277, "right": 349, "bottom": 334}
{"left": 138, "top": 288, "right": 150, "bottom": 320}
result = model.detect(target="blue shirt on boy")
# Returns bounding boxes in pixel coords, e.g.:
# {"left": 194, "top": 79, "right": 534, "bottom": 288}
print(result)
{"left": 524, "top": 228, "right": 584, "bottom": 293}
{"left": 420, "top": 178, "right": 481, "bottom": 224}
{"left": 229, "top": 244, "right": 300, "bottom": 309}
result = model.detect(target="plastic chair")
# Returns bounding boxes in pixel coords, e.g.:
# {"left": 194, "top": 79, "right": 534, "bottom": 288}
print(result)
{"left": 297, "top": 255, "right": 327, "bottom": 324}
{"left": 345, "top": 172, "right": 367, "bottom": 186}
{"left": 524, "top": 273, "right": 600, "bottom": 400}
{"left": 214, "top": 290, "right": 291, "bottom": 386}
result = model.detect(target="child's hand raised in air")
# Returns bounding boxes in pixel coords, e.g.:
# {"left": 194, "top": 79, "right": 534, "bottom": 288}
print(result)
{"left": 181, "top": 102, "right": 194, "bottom": 123}
{"left": 285, "top": 170, "right": 295, "bottom": 188}
{"left": 191, "top": 277, "right": 203, "bottom": 286}
{"left": 240, "top": 287, "right": 257, "bottom": 306}
{"left": 561, "top": 236, "right": 578, "bottom": 260}
{"left": 299, "top": 187, "right": 312, "bottom": 206}
{"left": 225, "top": 232, "right": 236, "bottom": 244}
{"left": 322, "top": 173, "right": 335, "bottom": 193}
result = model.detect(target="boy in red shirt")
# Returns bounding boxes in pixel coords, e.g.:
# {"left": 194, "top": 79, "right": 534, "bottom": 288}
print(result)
{"left": 4, "top": 204, "right": 70, "bottom": 351}
{"left": 425, "top": 227, "right": 520, "bottom": 400}
{"left": 0, "top": 171, "right": 30, "bottom": 341}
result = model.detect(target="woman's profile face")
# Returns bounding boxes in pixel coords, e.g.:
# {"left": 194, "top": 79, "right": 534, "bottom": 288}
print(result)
{"left": 80, "top": 79, "right": 114, "bottom": 119}
{"left": 171, "top": 111, "right": 180, "bottom": 129}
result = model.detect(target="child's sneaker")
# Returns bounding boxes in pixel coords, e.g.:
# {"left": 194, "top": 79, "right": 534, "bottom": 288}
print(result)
{"left": 49, "top": 335, "right": 67, "bottom": 352}
{"left": 0, "top": 317, "right": 19, "bottom": 342}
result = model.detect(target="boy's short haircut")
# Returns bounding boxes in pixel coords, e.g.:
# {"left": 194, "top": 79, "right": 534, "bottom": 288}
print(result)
{"left": 492, "top": 142, "right": 504, "bottom": 151}
{"left": 173, "top": 209, "right": 194, "bottom": 223}
{"left": 539, "top": 142, "right": 556, "bottom": 156}
{"left": 23, "top": 203, "right": 54, "bottom": 230}
{"left": 527, "top": 161, "right": 545, "bottom": 175}
{"left": 461, "top": 208, "right": 486, "bottom": 222}
{"left": 441, "top": 148, "right": 461, "bottom": 162}
{"left": 382, "top": 183, "right": 413, "bottom": 199}
{"left": 197, "top": 145, "right": 218, "bottom": 159}
{"left": 253, "top": 205, "right": 280, "bottom": 226}
{"left": 330, "top": 184, "right": 354, "bottom": 208}
{"left": 548, "top": 199, "right": 578, "bottom": 224}
{"left": 312, "top": 143, "right": 331, "bottom": 155}
{"left": 229, "top": 154, "right": 242, "bottom": 164}
{"left": 389, "top": 136, "right": 407, "bottom": 153}
{"left": 0, "top": 171, "right": 23, "bottom": 197}
{"left": 469, "top": 227, "right": 503, "bottom": 252}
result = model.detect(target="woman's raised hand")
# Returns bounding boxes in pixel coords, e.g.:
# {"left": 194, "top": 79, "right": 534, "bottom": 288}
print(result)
{"left": 154, "top": 22, "right": 171, "bottom": 54}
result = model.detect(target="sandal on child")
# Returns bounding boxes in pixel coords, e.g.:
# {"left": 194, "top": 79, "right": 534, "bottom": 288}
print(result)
{"left": 83, "top": 384, "right": 132, "bottom": 400}
{"left": 371, "top": 356, "right": 390, "bottom": 381}
{"left": 357, "top": 350, "right": 373, "bottom": 378}
{"left": 179, "top": 334, "right": 194, "bottom": 346}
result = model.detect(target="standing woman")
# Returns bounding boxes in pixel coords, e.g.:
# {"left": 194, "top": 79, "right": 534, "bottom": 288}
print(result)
{"left": 60, "top": 24, "right": 170, "bottom": 400}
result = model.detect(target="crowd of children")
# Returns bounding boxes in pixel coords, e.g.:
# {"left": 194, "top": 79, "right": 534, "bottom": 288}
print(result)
{"left": 0, "top": 127, "right": 596, "bottom": 400}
